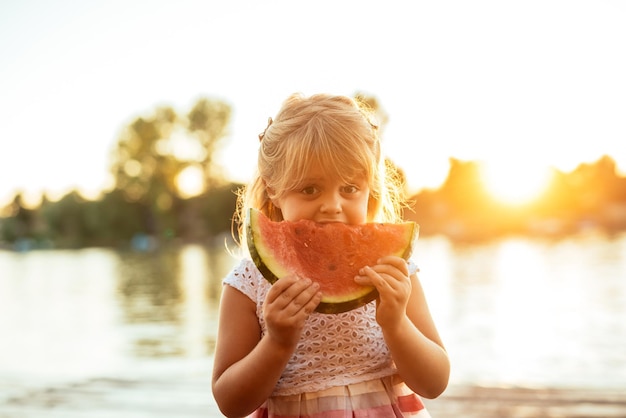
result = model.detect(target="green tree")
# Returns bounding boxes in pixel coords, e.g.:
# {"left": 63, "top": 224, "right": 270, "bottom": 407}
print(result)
{"left": 0, "top": 193, "right": 35, "bottom": 243}
{"left": 109, "top": 98, "right": 232, "bottom": 237}
{"left": 187, "top": 98, "right": 232, "bottom": 189}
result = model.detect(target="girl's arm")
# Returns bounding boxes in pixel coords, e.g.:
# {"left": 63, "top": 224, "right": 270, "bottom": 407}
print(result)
{"left": 356, "top": 256, "right": 450, "bottom": 398}
{"left": 382, "top": 272, "right": 450, "bottom": 398}
{"left": 212, "top": 275, "right": 322, "bottom": 417}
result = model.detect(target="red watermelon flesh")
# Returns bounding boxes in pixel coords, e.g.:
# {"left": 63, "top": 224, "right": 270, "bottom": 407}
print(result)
{"left": 247, "top": 208, "right": 418, "bottom": 314}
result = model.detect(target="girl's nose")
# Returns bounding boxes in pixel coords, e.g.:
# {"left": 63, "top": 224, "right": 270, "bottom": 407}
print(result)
{"left": 320, "top": 192, "right": 341, "bottom": 213}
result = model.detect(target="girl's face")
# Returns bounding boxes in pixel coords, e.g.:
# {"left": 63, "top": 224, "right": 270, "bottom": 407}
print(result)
{"left": 274, "top": 162, "right": 370, "bottom": 225}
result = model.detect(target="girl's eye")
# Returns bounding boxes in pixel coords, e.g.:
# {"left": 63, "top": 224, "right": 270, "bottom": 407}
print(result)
{"left": 301, "top": 186, "right": 318, "bottom": 195}
{"left": 342, "top": 185, "right": 359, "bottom": 194}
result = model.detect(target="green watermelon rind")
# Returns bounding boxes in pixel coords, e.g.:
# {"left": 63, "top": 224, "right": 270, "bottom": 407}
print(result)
{"left": 246, "top": 208, "right": 418, "bottom": 314}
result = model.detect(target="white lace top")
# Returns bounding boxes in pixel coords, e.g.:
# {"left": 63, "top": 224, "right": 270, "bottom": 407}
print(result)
{"left": 223, "top": 258, "right": 419, "bottom": 396}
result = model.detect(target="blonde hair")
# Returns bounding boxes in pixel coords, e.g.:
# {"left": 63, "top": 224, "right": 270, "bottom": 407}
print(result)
{"left": 234, "top": 93, "right": 406, "bottom": 246}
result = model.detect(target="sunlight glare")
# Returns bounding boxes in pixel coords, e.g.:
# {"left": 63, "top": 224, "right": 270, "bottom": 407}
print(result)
{"left": 176, "top": 165, "right": 205, "bottom": 198}
{"left": 480, "top": 160, "right": 553, "bottom": 206}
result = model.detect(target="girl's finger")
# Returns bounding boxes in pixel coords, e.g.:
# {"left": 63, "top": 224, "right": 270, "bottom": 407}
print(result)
{"left": 266, "top": 275, "right": 309, "bottom": 308}
{"left": 293, "top": 284, "right": 323, "bottom": 316}
{"left": 267, "top": 275, "right": 322, "bottom": 315}
{"left": 377, "top": 256, "right": 409, "bottom": 276}
{"left": 287, "top": 281, "right": 321, "bottom": 314}
{"left": 356, "top": 265, "right": 392, "bottom": 290}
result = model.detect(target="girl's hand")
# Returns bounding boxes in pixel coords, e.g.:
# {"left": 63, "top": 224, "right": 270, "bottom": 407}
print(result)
{"left": 354, "top": 256, "right": 411, "bottom": 329}
{"left": 263, "top": 275, "right": 322, "bottom": 350}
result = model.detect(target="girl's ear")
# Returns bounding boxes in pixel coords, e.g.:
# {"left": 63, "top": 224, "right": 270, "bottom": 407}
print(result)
{"left": 265, "top": 189, "right": 283, "bottom": 221}
{"left": 266, "top": 186, "right": 281, "bottom": 209}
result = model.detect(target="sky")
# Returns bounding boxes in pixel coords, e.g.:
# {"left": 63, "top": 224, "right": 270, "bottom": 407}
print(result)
{"left": 1, "top": 0, "right": 626, "bottom": 207}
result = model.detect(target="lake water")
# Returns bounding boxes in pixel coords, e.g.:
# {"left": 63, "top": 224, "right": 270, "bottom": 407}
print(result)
{"left": 1, "top": 233, "right": 625, "bottom": 396}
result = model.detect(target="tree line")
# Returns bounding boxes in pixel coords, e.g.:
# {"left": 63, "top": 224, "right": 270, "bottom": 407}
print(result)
{"left": 2, "top": 96, "right": 626, "bottom": 250}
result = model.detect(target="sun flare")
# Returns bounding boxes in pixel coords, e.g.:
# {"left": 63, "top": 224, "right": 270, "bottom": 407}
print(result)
{"left": 176, "top": 165, "right": 205, "bottom": 199}
{"left": 480, "top": 160, "right": 553, "bottom": 206}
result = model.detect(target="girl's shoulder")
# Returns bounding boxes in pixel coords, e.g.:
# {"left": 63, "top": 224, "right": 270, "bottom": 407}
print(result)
{"left": 223, "top": 257, "right": 259, "bottom": 285}
{"left": 223, "top": 257, "right": 268, "bottom": 301}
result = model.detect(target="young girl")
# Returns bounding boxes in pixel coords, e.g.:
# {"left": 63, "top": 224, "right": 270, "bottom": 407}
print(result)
{"left": 212, "top": 93, "right": 449, "bottom": 417}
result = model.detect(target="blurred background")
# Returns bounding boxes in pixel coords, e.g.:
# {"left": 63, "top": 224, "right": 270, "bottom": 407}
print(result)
{"left": 1, "top": 0, "right": 625, "bottom": 415}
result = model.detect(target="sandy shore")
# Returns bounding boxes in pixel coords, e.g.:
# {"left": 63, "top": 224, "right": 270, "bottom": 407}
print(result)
{"left": 1, "top": 376, "right": 625, "bottom": 417}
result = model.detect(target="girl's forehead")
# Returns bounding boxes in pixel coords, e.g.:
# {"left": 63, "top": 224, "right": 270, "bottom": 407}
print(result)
{"left": 300, "top": 161, "right": 326, "bottom": 177}
{"left": 299, "top": 161, "right": 365, "bottom": 183}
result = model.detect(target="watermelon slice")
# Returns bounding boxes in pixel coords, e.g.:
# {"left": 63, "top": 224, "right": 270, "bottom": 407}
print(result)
{"left": 247, "top": 208, "right": 418, "bottom": 314}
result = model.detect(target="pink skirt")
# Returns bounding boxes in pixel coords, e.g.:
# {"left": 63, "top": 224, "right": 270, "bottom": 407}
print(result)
{"left": 249, "top": 375, "right": 431, "bottom": 418}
